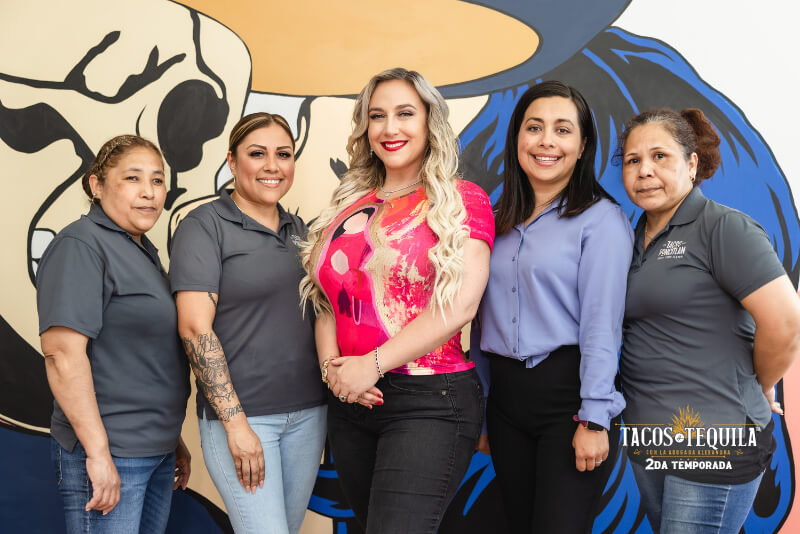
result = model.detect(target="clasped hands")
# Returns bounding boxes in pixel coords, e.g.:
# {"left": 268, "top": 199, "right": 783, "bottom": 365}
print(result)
{"left": 327, "top": 355, "right": 384, "bottom": 408}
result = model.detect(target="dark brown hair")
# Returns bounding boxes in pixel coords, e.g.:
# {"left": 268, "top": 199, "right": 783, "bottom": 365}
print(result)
{"left": 617, "top": 108, "right": 721, "bottom": 184}
{"left": 495, "top": 80, "right": 612, "bottom": 235}
{"left": 82, "top": 135, "right": 162, "bottom": 205}
{"left": 228, "top": 112, "right": 294, "bottom": 157}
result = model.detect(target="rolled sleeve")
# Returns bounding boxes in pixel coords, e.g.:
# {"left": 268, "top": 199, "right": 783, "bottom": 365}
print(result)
{"left": 36, "top": 236, "right": 104, "bottom": 339}
{"left": 576, "top": 206, "right": 632, "bottom": 428}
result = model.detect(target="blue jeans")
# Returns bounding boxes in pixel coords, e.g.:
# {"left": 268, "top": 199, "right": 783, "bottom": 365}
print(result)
{"left": 51, "top": 439, "right": 176, "bottom": 534}
{"left": 632, "top": 462, "right": 763, "bottom": 533}
{"left": 199, "top": 404, "right": 327, "bottom": 534}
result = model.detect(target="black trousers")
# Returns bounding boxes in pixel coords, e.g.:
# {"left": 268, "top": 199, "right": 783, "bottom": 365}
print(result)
{"left": 327, "top": 368, "right": 483, "bottom": 534}
{"left": 487, "top": 347, "right": 620, "bottom": 534}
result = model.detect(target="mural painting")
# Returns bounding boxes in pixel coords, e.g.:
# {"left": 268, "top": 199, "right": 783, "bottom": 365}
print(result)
{"left": 1, "top": 1, "right": 797, "bottom": 532}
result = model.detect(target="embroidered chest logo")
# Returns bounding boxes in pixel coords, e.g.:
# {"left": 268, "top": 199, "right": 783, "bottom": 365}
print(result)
{"left": 658, "top": 240, "right": 686, "bottom": 259}
{"left": 290, "top": 234, "right": 303, "bottom": 247}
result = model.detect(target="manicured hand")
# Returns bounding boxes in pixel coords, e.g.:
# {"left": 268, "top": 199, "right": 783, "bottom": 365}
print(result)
{"left": 174, "top": 437, "right": 192, "bottom": 490}
{"left": 356, "top": 386, "right": 384, "bottom": 409}
{"left": 330, "top": 355, "right": 379, "bottom": 402}
{"left": 572, "top": 424, "right": 608, "bottom": 472}
{"left": 85, "top": 451, "right": 121, "bottom": 514}
{"left": 226, "top": 422, "right": 265, "bottom": 493}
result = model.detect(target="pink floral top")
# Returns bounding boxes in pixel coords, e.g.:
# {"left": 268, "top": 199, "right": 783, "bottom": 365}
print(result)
{"left": 316, "top": 180, "right": 494, "bottom": 375}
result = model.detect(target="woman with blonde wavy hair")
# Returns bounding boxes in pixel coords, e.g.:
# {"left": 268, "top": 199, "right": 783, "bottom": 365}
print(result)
{"left": 300, "top": 67, "right": 494, "bottom": 533}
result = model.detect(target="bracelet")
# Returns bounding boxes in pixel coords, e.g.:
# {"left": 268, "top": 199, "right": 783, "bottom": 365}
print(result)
{"left": 375, "top": 347, "right": 385, "bottom": 378}
{"left": 320, "top": 358, "right": 332, "bottom": 384}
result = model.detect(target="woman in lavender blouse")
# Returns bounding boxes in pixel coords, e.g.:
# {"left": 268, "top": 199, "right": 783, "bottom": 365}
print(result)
{"left": 471, "top": 80, "right": 633, "bottom": 533}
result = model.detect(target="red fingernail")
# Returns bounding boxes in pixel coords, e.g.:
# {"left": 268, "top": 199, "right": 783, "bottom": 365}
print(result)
{"left": 377, "top": 400, "right": 384, "bottom": 405}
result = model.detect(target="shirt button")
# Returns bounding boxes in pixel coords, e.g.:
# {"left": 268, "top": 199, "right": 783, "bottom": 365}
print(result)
{"left": 512, "top": 317, "right": 517, "bottom": 324}
{"left": 512, "top": 348, "right": 517, "bottom": 354}
{"left": 512, "top": 257, "right": 516, "bottom": 261}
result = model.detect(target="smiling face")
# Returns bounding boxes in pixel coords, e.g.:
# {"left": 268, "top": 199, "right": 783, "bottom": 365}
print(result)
{"left": 517, "top": 96, "right": 585, "bottom": 193}
{"left": 367, "top": 79, "right": 429, "bottom": 181}
{"left": 91, "top": 147, "right": 166, "bottom": 241}
{"left": 228, "top": 124, "right": 295, "bottom": 209}
{"left": 622, "top": 122, "right": 698, "bottom": 219}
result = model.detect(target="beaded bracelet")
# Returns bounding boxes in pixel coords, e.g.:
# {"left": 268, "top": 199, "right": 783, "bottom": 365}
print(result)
{"left": 375, "top": 346, "right": 385, "bottom": 378}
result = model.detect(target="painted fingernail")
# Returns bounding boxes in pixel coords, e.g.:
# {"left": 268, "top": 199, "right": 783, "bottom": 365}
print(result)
{"left": 377, "top": 400, "right": 384, "bottom": 405}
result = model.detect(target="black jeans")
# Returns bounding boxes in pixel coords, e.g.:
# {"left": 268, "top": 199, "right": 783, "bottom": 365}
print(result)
{"left": 487, "top": 347, "right": 620, "bottom": 534}
{"left": 327, "top": 368, "right": 483, "bottom": 534}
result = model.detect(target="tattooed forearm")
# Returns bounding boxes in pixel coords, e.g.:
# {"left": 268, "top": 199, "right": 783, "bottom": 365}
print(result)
{"left": 207, "top": 292, "right": 217, "bottom": 309}
{"left": 182, "top": 333, "right": 243, "bottom": 422}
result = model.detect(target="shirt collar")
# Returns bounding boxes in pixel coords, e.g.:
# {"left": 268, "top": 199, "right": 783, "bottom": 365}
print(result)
{"left": 515, "top": 198, "right": 564, "bottom": 232}
{"left": 634, "top": 186, "right": 707, "bottom": 234}
{"left": 86, "top": 203, "right": 160, "bottom": 257}
{"left": 668, "top": 186, "right": 707, "bottom": 226}
{"left": 213, "top": 189, "right": 293, "bottom": 233}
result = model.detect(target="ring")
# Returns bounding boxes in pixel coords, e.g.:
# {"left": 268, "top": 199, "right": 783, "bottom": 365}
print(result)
{"left": 339, "top": 394, "right": 347, "bottom": 402}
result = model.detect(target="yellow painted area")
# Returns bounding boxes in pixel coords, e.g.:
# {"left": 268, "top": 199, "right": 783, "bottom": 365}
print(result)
{"left": 176, "top": 0, "right": 539, "bottom": 95}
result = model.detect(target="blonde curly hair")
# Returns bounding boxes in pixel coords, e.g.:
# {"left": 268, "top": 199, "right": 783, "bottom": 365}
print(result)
{"left": 299, "top": 68, "right": 468, "bottom": 316}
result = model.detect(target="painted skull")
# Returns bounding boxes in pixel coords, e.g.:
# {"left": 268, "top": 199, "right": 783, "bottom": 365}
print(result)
{"left": 0, "top": 0, "right": 250, "bottom": 429}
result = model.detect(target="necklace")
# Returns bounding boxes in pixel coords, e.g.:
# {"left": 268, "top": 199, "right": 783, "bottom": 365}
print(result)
{"left": 379, "top": 178, "right": 422, "bottom": 195}
{"left": 533, "top": 191, "right": 562, "bottom": 210}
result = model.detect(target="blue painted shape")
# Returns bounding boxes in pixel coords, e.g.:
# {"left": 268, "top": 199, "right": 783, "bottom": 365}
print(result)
{"left": 0, "top": 426, "right": 226, "bottom": 534}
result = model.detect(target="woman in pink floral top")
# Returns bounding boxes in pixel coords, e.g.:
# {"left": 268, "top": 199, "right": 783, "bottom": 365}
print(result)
{"left": 301, "top": 68, "right": 494, "bottom": 533}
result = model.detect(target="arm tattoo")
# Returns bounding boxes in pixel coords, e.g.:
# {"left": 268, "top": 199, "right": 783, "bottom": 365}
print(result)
{"left": 182, "top": 333, "right": 243, "bottom": 422}
{"left": 207, "top": 292, "right": 217, "bottom": 309}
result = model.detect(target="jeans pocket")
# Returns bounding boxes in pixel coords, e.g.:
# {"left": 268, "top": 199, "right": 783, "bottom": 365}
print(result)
{"left": 384, "top": 373, "right": 445, "bottom": 395}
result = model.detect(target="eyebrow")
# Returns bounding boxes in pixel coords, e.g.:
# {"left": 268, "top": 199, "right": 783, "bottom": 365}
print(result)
{"left": 624, "top": 146, "right": 667, "bottom": 157}
{"left": 123, "top": 167, "right": 164, "bottom": 175}
{"left": 368, "top": 103, "right": 418, "bottom": 113}
{"left": 525, "top": 117, "right": 575, "bottom": 126}
{"left": 246, "top": 143, "right": 293, "bottom": 151}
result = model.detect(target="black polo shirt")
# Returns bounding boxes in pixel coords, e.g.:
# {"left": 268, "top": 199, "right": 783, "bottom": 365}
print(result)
{"left": 37, "top": 205, "right": 189, "bottom": 457}
{"left": 169, "top": 190, "right": 325, "bottom": 420}
{"left": 621, "top": 187, "right": 785, "bottom": 483}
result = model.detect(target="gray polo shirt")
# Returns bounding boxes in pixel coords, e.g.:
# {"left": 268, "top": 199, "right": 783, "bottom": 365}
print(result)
{"left": 36, "top": 205, "right": 189, "bottom": 457}
{"left": 621, "top": 187, "right": 786, "bottom": 430}
{"left": 169, "top": 190, "right": 325, "bottom": 420}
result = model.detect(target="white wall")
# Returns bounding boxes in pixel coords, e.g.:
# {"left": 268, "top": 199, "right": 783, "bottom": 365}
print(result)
{"left": 616, "top": 0, "right": 800, "bottom": 209}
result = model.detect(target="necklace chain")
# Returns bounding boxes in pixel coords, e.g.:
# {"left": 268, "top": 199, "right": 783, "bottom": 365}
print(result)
{"left": 534, "top": 191, "right": 561, "bottom": 211}
{"left": 379, "top": 178, "right": 422, "bottom": 195}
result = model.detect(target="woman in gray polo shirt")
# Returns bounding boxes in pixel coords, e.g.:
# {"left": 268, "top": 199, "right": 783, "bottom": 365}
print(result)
{"left": 619, "top": 108, "right": 800, "bottom": 533}
{"left": 36, "top": 135, "right": 191, "bottom": 534}
{"left": 171, "top": 113, "right": 326, "bottom": 534}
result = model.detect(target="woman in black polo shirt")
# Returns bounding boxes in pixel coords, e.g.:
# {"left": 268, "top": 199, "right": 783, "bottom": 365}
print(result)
{"left": 171, "top": 113, "right": 326, "bottom": 534}
{"left": 36, "top": 135, "right": 191, "bottom": 534}
{"left": 618, "top": 108, "right": 800, "bottom": 532}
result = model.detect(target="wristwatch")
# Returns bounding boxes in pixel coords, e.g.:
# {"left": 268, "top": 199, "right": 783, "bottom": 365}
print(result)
{"left": 573, "top": 414, "right": 605, "bottom": 431}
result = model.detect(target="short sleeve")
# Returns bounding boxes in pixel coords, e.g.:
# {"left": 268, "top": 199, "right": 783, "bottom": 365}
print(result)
{"left": 169, "top": 214, "right": 222, "bottom": 294}
{"left": 710, "top": 211, "right": 786, "bottom": 301}
{"left": 457, "top": 180, "right": 495, "bottom": 250}
{"left": 36, "top": 236, "right": 104, "bottom": 338}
